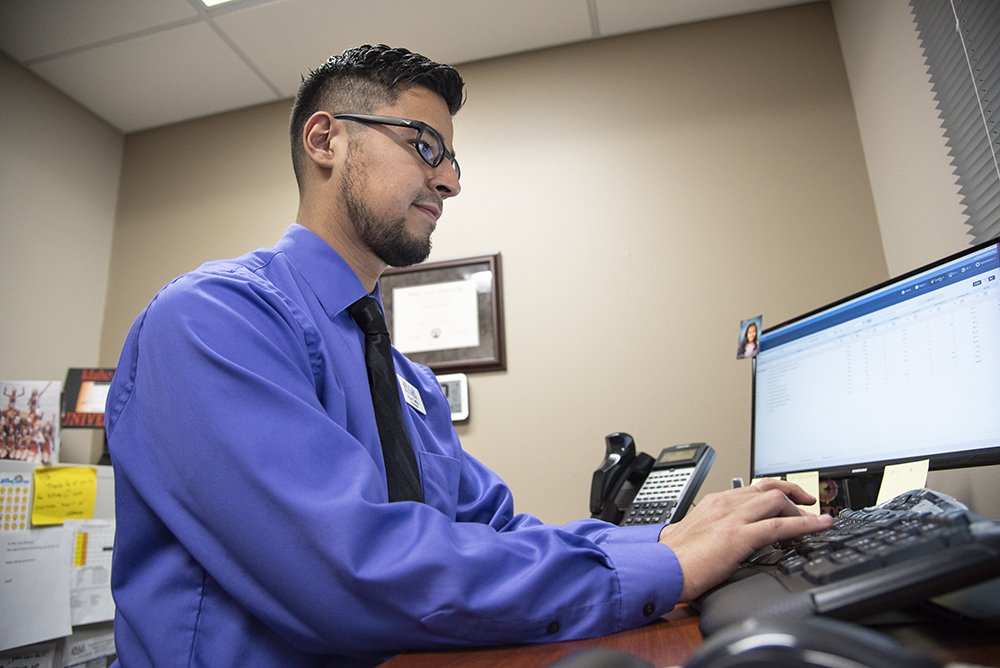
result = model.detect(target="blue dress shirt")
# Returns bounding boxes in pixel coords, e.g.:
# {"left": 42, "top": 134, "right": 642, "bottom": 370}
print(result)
{"left": 105, "top": 224, "right": 683, "bottom": 667}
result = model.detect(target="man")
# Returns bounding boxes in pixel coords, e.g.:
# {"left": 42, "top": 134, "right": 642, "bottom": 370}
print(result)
{"left": 105, "top": 45, "right": 831, "bottom": 668}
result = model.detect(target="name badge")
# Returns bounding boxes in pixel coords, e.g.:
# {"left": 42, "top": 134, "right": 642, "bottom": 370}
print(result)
{"left": 397, "top": 375, "right": 426, "bottom": 415}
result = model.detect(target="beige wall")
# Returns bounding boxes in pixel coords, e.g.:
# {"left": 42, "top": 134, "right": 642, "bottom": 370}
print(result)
{"left": 5, "top": 2, "right": 992, "bottom": 522}
{"left": 0, "top": 53, "right": 123, "bottom": 463}
{"left": 99, "top": 3, "right": 888, "bottom": 525}
{"left": 100, "top": 99, "right": 300, "bottom": 352}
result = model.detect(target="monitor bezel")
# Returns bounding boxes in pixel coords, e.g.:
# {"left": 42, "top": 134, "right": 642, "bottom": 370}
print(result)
{"left": 750, "top": 237, "right": 1000, "bottom": 481}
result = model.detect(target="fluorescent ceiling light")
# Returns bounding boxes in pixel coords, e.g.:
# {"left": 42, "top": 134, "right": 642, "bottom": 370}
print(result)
{"left": 202, "top": 0, "right": 239, "bottom": 6}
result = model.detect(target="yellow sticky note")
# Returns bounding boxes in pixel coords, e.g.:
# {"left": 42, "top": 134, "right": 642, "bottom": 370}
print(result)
{"left": 31, "top": 466, "right": 97, "bottom": 525}
{"left": 786, "top": 471, "right": 820, "bottom": 515}
{"left": 876, "top": 460, "right": 930, "bottom": 506}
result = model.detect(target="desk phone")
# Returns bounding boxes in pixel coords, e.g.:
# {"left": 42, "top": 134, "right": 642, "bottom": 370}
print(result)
{"left": 619, "top": 442, "right": 715, "bottom": 525}
{"left": 590, "top": 434, "right": 715, "bottom": 526}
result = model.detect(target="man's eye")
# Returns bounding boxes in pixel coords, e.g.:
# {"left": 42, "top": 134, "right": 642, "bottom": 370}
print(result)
{"left": 414, "top": 140, "right": 436, "bottom": 161}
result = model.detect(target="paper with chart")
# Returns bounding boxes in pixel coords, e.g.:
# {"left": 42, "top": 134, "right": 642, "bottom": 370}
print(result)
{"left": 65, "top": 519, "right": 115, "bottom": 625}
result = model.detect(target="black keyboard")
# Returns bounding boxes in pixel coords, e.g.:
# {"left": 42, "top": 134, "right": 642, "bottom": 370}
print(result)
{"left": 694, "top": 488, "right": 1000, "bottom": 635}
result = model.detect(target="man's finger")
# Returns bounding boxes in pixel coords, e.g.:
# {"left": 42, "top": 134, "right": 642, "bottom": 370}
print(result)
{"left": 752, "top": 478, "right": 817, "bottom": 506}
{"left": 752, "top": 513, "right": 833, "bottom": 546}
{"left": 733, "top": 487, "right": 809, "bottom": 524}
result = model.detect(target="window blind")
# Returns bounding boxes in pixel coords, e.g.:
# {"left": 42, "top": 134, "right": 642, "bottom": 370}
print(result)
{"left": 910, "top": 0, "right": 1000, "bottom": 244}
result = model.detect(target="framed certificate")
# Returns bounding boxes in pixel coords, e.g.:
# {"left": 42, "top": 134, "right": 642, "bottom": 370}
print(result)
{"left": 381, "top": 253, "right": 505, "bottom": 373}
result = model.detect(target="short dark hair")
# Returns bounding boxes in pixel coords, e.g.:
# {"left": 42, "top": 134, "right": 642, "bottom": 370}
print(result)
{"left": 289, "top": 44, "right": 465, "bottom": 188}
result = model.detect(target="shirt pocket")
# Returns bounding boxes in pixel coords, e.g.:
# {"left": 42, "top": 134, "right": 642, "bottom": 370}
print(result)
{"left": 418, "top": 450, "right": 461, "bottom": 520}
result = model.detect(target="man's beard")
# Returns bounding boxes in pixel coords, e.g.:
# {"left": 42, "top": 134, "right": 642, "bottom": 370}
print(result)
{"left": 340, "top": 157, "right": 433, "bottom": 268}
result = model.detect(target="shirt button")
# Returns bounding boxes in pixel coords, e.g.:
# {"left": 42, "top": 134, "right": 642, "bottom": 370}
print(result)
{"left": 643, "top": 602, "right": 656, "bottom": 617}
{"left": 546, "top": 621, "right": 561, "bottom": 635}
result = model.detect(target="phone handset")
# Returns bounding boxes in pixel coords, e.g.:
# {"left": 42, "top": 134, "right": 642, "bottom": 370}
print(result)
{"left": 619, "top": 442, "right": 716, "bottom": 526}
{"left": 590, "top": 433, "right": 654, "bottom": 525}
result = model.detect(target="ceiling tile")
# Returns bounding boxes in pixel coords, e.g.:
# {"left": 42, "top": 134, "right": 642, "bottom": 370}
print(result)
{"left": 0, "top": 0, "right": 819, "bottom": 132}
{"left": 28, "top": 21, "right": 278, "bottom": 132}
{"left": 214, "top": 0, "right": 595, "bottom": 99}
{"left": 596, "top": 0, "right": 811, "bottom": 37}
{"left": 0, "top": 0, "right": 198, "bottom": 61}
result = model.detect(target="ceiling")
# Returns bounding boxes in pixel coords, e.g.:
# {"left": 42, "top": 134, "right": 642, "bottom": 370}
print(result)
{"left": 1, "top": 0, "right": 813, "bottom": 134}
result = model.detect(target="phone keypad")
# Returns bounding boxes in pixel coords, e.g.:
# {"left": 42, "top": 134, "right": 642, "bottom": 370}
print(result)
{"left": 622, "top": 468, "right": 694, "bottom": 525}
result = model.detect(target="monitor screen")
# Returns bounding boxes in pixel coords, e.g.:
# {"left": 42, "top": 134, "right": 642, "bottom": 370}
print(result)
{"left": 751, "top": 239, "right": 1000, "bottom": 482}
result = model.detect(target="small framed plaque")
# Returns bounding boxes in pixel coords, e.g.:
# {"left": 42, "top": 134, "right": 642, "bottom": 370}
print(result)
{"left": 436, "top": 373, "right": 469, "bottom": 422}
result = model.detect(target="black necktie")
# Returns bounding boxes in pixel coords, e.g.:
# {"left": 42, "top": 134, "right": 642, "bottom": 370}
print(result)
{"left": 348, "top": 296, "right": 424, "bottom": 503}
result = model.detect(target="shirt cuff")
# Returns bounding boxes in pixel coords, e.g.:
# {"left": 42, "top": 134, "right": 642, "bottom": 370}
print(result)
{"left": 599, "top": 523, "right": 665, "bottom": 544}
{"left": 602, "top": 540, "right": 684, "bottom": 629}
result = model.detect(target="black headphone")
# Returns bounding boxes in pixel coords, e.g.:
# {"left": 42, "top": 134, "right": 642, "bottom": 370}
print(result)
{"left": 686, "top": 617, "right": 942, "bottom": 668}
{"left": 543, "top": 616, "right": 943, "bottom": 668}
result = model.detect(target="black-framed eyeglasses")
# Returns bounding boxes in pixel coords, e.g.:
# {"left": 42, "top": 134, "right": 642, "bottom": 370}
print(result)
{"left": 333, "top": 114, "right": 460, "bottom": 179}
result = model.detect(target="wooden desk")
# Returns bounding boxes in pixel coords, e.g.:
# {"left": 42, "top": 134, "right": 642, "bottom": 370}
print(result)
{"left": 377, "top": 607, "right": 701, "bottom": 668}
{"left": 378, "top": 605, "right": 1000, "bottom": 668}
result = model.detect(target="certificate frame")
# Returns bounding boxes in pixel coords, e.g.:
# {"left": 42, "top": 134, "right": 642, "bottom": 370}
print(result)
{"left": 381, "top": 253, "right": 506, "bottom": 373}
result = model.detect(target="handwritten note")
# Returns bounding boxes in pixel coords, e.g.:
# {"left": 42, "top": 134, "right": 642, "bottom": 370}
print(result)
{"left": 0, "top": 640, "right": 56, "bottom": 668}
{"left": 1, "top": 528, "right": 72, "bottom": 652}
{"left": 31, "top": 468, "right": 96, "bottom": 526}
{"left": 876, "top": 459, "right": 930, "bottom": 505}
{"left": 786, "top": 471, "right": 820, "bottom": 515}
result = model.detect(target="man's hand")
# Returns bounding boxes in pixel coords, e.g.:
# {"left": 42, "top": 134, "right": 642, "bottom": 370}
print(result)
{"left": 657, "top": 478, "right": 833, "bottom": 601}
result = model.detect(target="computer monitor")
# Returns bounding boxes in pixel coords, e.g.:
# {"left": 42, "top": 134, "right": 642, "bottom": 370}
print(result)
{"left": 751, "top": 238, "right": 1000, "bottom": 504}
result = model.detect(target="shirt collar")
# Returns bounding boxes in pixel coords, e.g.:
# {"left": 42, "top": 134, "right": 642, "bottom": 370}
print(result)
{"left": 274, "top": 223, "right": 382, "bottom": 318}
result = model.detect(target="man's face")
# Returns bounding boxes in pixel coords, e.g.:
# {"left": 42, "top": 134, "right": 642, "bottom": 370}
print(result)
{"left": 339, "top": 87, "right": 460, "bottom": 268}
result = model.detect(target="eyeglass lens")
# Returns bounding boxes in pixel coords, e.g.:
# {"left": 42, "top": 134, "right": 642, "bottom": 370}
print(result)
{"left": 416, "top": 126, "right": 460, "bottom": 179}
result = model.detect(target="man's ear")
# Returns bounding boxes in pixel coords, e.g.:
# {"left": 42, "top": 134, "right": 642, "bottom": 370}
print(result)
{"left": 302, "top": 111, "right": 343, "bottom": 170}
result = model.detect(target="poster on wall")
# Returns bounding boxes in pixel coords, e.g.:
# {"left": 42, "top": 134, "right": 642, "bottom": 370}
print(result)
{"left": 61, "top": 369, "right": 115, "bottom": 429}
{"left": 1, "top": 381, "right": 60, "bottom": 464}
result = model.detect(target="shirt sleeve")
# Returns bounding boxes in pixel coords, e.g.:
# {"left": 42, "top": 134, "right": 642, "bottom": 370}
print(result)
{"left": 106, "top": 268, "right": 684, "bottom": 659}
